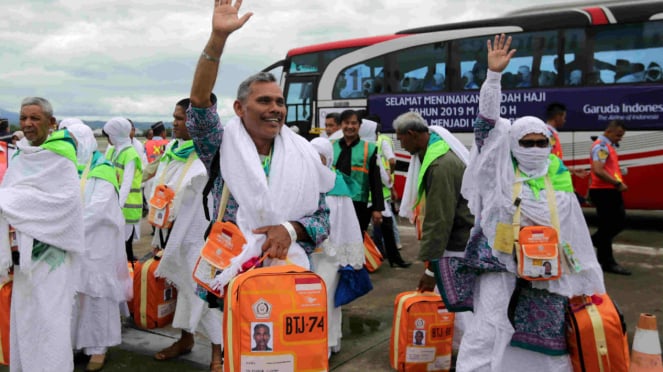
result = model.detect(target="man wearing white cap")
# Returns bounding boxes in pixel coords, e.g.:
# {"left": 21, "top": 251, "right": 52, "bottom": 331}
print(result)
{"left": 104, "top": 117, "right": 144, "bottom": 262}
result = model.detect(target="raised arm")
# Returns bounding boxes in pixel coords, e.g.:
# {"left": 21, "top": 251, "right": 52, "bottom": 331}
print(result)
{"left": 190, "top": 0, "right": 253, "bottom": 108}
{"left": 474, "top": 34, "right": 516, "bottom": 150}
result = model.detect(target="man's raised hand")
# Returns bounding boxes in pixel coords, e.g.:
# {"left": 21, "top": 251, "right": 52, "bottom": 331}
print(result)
{"left": 212, "top": 0, "right": 253, "bottom": 37}
{"left": 487, "top": 34, "right": 516, "bottom": 73}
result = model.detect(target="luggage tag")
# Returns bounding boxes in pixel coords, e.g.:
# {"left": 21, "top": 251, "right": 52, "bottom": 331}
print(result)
{"left": 8, "top": 226, "right": 17, "bottom": 253}
{"left": 517, "top": 226, "right": 561, "bottom": 281}
{"left": 8, "top": 225, "right": 19, "bottom": 266}
{"left": 192, "top": 184, "right": 247, "bottom": 297}
{"left": 561, "top": 242, "right": 582, "bottom": 273}
{"left": 148, "top": 155, "right": 196, "bottom": 229}
{"left": 148, "top": 184, "right": 175, "bottom": 228}
{"left": 193, "top": 221, "right": 246, "bottom": 297}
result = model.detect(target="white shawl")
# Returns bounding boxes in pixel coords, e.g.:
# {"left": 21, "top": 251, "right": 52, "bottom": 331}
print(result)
{"left": 400, "top": 126, "right": 470, "bottom": 222}
{"left": 152, "top": 148, "right": 209, "bottom": 293}
{"left": 212, "top": 117, "right": 334, "bottom": 292}
{"left": 311, "top": 138, "right": 365, "bottom": 268}
{"left": 0, "top": 140, "right": 84, "bottom": 279}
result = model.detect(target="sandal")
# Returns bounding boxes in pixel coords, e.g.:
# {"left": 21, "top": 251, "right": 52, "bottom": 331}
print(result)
{"left": 154, "top": 338, "right": 194, "bottom": 361}
{"left": 85, "top": 354, "right": 106, "bottom": 372}
{"left": 210, "top": 361, "right": 223, "bottom": 372}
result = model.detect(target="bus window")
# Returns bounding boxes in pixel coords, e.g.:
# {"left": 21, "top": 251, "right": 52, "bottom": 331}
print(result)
{"left": 593, "top": 21, "right": 663, "bottom": 85}
{"left": 289, "top": 47, "right": 358, "bottom": 74}
{"left": 393, "top": 42, "right": 447, "bottom": 92}
{"left": 455, "top": 37, "right": 486, "bottom": 90}
{"left": 554, "top": 28, "right": 588, "bottom": 86}
{"left": 285, "top": 80, "right": 314, "bottom": 124}
{"left": 333, "top": 56, "right": 386, "bottom": 99}
{"left": 455, "top": 31, "right": 559, "bottom": 90}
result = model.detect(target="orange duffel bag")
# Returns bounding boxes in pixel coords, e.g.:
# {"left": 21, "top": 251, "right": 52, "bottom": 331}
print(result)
{"left": 132, "top": 255, "right": 178, "bottom": 329}
{"left": 390, "top": 291, "right": 455, "bottom": 372}
{"left": 363, "top": 232, "right": 383, "bottom": 273}
{"left": 127, "top": 261, "right": 135, "bottom": 316}
{"left": 223, "top": 263, "right": 328, "bottom": 372}
{"left": 0, "top": 277, "right": 12, "bottom": 365}
{"left": 567, "top": 293, "right": 630, "bottom": 372}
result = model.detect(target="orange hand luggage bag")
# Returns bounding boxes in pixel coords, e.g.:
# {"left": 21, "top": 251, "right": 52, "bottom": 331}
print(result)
{"left": 132, "top": 256, "right": 178, "bottom": 329}
{"left": 223, "top": 264, "right": 328, "bottom": 372}
{"left": 390, "top": 291, "right": 455, "bottom": 372}
{"left": 0, "top": 278, "right": 11, "bottom": 365}
{"left": 567, "top": 293, "right": 630, "bottom": 372}
{"left": 363, "top": 232, "right": 383, "bottom": 273}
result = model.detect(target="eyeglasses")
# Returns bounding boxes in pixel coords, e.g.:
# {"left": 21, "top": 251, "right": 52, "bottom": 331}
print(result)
{"left": 518, "top": 139, "right": 549, "bottom": 148}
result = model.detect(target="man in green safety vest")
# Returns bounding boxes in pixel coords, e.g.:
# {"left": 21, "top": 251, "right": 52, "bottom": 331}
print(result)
{"left": 104, "top": 117, "right": 144, "bottom": 263}
{"left": 333, "top": 110, "right": 410, "bottom": 268}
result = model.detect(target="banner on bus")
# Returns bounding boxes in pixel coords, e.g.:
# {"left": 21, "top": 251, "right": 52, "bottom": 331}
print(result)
{"left": 369, "top": 85, "right": 663, "bottom": 133}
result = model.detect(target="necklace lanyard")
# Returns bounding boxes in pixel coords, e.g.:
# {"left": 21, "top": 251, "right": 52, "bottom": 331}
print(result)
{"left": 261, "top": 146, "right": 273, "bottom": 178}
{"left": 79, "top": 158, "right": 93, "bottom": 200}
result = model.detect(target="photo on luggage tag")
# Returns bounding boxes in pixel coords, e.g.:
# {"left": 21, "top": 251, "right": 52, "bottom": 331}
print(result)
{"left": 523, "top": 258, "right": 558, "bottom": 278}
{"left": 251, "top": 322, "right": 274, "bottom": 352}
{"left": 164, "top": 287, "right": 173, "bottom": 301}
{"left": 413, "top": 330, "right": 426, "bottom": 346}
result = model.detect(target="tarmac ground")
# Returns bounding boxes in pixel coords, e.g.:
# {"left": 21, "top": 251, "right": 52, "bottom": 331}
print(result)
{"left": 1, "top": 210, "right": 662, "bottom": 371}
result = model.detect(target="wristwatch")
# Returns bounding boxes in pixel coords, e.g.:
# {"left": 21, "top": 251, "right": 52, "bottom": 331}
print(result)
{"left": 614, "top": 181, "right": 622, "bottom": 188}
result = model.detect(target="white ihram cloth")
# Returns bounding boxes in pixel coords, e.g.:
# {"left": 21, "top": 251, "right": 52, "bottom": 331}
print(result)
{"left": 310, "top": 137, "right": 365, "bottom": 269}
{"left": 211, "top": 117, "right": 335, "bottom": 294}
{"left": 399, "top": 126, "right": 469, "bottom": 222}
{"left": 65, "top": 122, "right": 130, "bottom": 352}
{"left": 0, "top": 139, "right": 84, "bottom": 372}
{"left": 310, "top": 137, "right": 365, "bottom": 352}
{"left": 151, "top": 142, "right": 223, "bottom": 343}
{"left": 455, "top": 70, "right": 605, "bottom": 372}
{"left": 73, "top": 176, "right": 128, "bottom": 352}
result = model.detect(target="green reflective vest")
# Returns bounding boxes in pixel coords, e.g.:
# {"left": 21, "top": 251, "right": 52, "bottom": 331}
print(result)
{"left": 377, "top": 134, "right": 394, "bottom": 200}
{"left": 332, "top": 139, "right": 376, "bottom": 203}
{"left": 107, "top": 145, "right": 143, "bottom": 223}
{"left": 80, "top": 151, "right": 120, "bottom": 193}
{"left": 40, "top": 129, "right": 77, "bottom": 164}
{"left": 417, "top": 133, "right": 450, "bottom": 206}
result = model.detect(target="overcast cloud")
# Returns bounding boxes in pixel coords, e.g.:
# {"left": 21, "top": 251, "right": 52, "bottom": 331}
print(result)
{"left": 0, "top": 0, "right": 582, "bottom": 123}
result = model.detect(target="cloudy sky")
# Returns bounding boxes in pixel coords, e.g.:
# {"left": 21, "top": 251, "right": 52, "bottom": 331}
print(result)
{"left": 0, "top": 0, "right": 584, "bottom": 123}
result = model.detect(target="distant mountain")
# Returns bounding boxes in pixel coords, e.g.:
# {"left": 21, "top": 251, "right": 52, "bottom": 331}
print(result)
{"left": 0, "top": 107, "right": 156, "bottom": 132}
{"left": 0, "top": 108, "right": 19, "bottom": 124}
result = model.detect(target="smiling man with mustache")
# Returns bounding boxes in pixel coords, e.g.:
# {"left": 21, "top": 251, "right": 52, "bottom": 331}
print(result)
{"left": 184, "top": 4, "right": 333, "bottom": 359}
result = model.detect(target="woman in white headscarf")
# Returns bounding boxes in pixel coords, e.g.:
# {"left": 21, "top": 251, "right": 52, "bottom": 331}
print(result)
{"left": 438, "top": 34, "right": 605, "bottom": 372}
{"left": 310, "top": 137, "right": 365, "bottom": 357}
{"left": 103, "top": 117, "right": 144, "bottom": 263}
{"left": 62, "top": 121, "right": 130, "bottom": 371}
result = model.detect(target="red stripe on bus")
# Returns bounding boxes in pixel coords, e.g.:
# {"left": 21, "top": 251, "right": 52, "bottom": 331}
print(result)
{"left": 564, "top": 149, "right": 663, "bottom": 166}
{"left": 584, "top": 7, "right": 609, "bottom": 25}
{"left": 287, "top": 35, "right": 407, "bottom": 57}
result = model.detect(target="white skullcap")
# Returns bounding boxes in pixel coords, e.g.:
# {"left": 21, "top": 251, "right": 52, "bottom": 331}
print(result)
{"left": 359, "top": 119, "right": 377, "bottom": 143}
{"left": 103, "top": 117, "right": 132, "bottom": 148}
{"left": 64, "top": 121, "right": 97, "bottom": 165}
{"left": 58, "top": 117, "right": 85, "bottom": 130}
{"left": 310, "top": 137, "right": 333, "bottom": 168}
